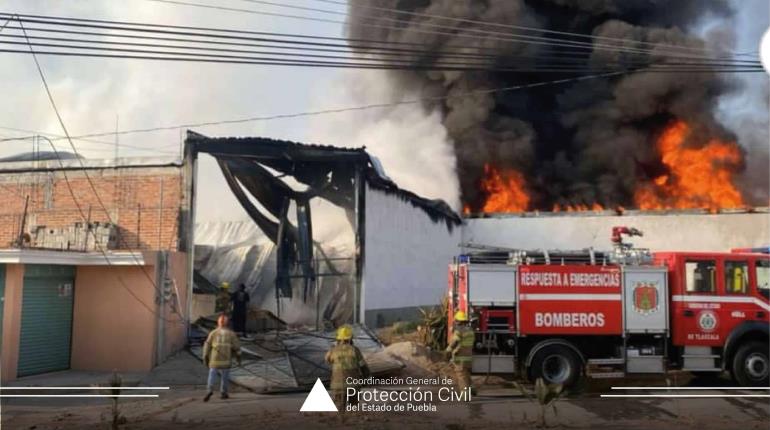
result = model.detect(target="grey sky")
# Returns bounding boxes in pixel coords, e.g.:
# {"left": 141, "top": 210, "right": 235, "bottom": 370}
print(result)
{"left": 0, "top": 0, "right": 767, "bottom": 222}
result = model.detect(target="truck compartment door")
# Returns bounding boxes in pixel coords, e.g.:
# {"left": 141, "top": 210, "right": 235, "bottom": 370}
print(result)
{"left": 467, "top": 265, "right": 517, "bottom": 306}
{"left": 623, "top": 266, "right": 668, "bottom": 334}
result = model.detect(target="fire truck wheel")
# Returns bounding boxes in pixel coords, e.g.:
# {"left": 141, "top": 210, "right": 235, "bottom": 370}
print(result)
{"left": 530, "top": 345, "right": 581, "bottom": 387}
{"left": 731, "top": 341, "right": 770, "bottom": 387}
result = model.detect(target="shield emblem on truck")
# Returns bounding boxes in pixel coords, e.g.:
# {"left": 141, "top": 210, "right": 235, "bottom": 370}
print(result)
{"left": 632, "top": 282, "right": 659, "bottom": 315}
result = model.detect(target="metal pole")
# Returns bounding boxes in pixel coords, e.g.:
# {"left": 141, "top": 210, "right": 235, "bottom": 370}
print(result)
{"left": 17, "top": 195, "right": 29, "bottom": 248}
{"left": 136, "top": 203, "right": 142, "bottom": 249}
{"left": 85, "top": 205, "right": 92, "bottom": 251}
{"left": 182, "top": 138, "right": 198, "bottom": 338}
{"left": 315, "top": 254, "right": 320, "bottom": 331}
{"left": 155, "top": 252, "right": 167, "bottom": 366}
{"left": 353, "top": 166, "right": 365, "bottom": 324}
{"left": 158, "top": 177, "right": 164, "bottom": 250}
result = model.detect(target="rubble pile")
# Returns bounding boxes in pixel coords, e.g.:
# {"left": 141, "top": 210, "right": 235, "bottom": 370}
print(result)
{"left": 367, "top": 341, "right": 442, "bottom": 379}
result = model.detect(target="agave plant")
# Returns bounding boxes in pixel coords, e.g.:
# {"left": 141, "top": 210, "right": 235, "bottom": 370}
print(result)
{"left": 514, "top": 378, "right": 564, "bottom": 428}
{"left": 419, "top": 296, "right": 448, "bottom": 351}
{"left": 108, "top": 371, "right": 126, "bottom": 429}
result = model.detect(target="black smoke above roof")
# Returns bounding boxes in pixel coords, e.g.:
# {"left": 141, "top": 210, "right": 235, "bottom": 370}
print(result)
{"left": 346, "top": 0, "right": 760, "bottom": 210}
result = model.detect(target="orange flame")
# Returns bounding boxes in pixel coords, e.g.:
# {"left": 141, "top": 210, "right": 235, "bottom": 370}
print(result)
{"left": 552, "top": 203, "right": 605, "bottom": 213}
{"left": 480, "top": 164, "right": 530, "bottom": 213}
{"left": 634, "top": 121, "right": 745, "bottom": 211}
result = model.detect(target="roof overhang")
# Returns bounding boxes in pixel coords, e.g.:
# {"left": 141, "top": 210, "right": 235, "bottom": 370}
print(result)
{"left": 464, "top": 207, "right": 770, "bottom": 219}
{"left": 185, "top": 134, "right": 369, "bottom": 163}
{"left": 0, "top": 156, "right": 182, "bottom": 173}
{"left": 0, "top": 249, "right": 148, "bottom": 266}
{"left": 185, "top": 132, "right": 462, "bottom": 227}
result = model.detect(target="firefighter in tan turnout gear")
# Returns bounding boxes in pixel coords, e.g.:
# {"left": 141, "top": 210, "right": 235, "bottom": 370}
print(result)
{"left": 202, "top": 314, "right": 241, "bottom": 402}
{"left": 446, "top": 310, "right": 474, "bottom": 393}
{"left": 325, "top": 325, "right": 370, "bottom": 411}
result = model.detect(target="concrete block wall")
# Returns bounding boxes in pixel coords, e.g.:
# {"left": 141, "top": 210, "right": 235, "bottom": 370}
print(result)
{"left": 31, "top": 223, "right": 115, "bottom": 251}
{"left": 0, "top": 165, "right": 183, "bottom": 251}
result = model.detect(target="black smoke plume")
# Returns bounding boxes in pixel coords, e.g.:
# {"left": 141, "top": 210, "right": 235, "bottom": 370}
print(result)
{"left": 346, "top": 0, "right": 763, "bottom": 210}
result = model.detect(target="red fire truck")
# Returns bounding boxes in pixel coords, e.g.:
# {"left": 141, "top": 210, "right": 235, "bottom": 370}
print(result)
{"left": 447, "top": 227, "right": 770, "bottom": 387}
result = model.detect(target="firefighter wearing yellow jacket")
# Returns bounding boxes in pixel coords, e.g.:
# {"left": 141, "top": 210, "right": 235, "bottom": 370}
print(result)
{"left": 446, "top": 310, "right": 474, "bottom": 392}
{"left": 203, "top": 314, "right": 241, "bottom": 402}
{"left": 325, "top": 325, "right": 370, "bottom": 410}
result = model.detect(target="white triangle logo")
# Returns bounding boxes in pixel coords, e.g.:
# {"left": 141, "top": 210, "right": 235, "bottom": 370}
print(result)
{"left": 300, "top": 378, "right": 338, "bottom": 412}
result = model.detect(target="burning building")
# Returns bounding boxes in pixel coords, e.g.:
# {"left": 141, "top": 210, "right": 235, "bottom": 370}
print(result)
{"left": 346, "top": 0, "right": 768, "bottom": 214}
{"left": 184, "top": 2, "right": 767, "bottom": 335}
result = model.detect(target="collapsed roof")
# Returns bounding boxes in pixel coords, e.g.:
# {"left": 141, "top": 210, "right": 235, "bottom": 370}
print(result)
{"left": 186, "top": 132, "right": 461, "bottom": 304}
{"left": 190, "top": 322, "right": 402, "bottom": 393}
{"left": 186, "top": 133, "right": 461, "bottom": 228}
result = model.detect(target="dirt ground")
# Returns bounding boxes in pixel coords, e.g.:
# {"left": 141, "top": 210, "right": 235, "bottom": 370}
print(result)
{"left": 3, "top": 383, "right": 769, "bottom": 430}
{"left": 2, "top": 334, "right": 768, "bottom": 430}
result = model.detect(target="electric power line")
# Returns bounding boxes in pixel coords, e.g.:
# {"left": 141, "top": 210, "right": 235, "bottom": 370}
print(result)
{"left": 1, "top": 24, "right": 761, "bottom": 72}
{"left": 239, "top": 0, "right": 748, "bottom": 62}
{"left": 145, "top": 0, "right": 751, "bottom": 62}
{"left": 0, "top": 20, "right": 758, "bottom": 147}
{"left": 311, "top": 0, "right": 756, "bottom": 58}
{"left": 0, "top": 32, "right": 760, "bottom": 70}
{"left": 0, "top": 28, "right": 506, "bottom": 61}
{"left": 0, "top": 47, "right": 760, "bottom": 74}
{"left": 1, "top": 13, "right": 761, "bottom": 68}
{"left": 39, "top": 134, "right": 184, "bottom": 325}
{"left": 0, "top": 12, "right": 530, "bottom": 55}
{"left": 16, "top": 17, "right": 185, "bottom": 324}
{"left": 4, "top": 70, "right": 628, "bottom": 144}
{"left": 0, "top": 63, "right": 760, "bottom": 148}
{"left": 0, "top": 126, "right": 181, "bottom": 155}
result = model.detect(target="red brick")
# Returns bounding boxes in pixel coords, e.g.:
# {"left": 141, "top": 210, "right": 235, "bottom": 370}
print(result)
{"left": 0, "top": 169, "right": 183, "bottom": 251}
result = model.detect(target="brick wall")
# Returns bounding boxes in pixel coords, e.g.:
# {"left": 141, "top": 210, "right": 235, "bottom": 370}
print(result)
{"left": 0, "top": 163, "right": 183, "bottom": 251}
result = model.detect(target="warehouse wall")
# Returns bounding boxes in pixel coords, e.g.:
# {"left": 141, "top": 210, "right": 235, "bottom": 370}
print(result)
{"left": 463, "top": 211, "right": 770, "bottom": 252}
{"left": 363, "top": 186, "right": 460, "bottom": 327}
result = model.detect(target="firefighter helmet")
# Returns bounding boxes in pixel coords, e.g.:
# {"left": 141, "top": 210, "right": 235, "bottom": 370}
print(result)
{"left": 221, "top": 281, "right": 230, "bottom": 290}
{"left": 336, "top": 325, "right": 353, "bottom": 341}
{"left": 454, "top": 310, "right": 468, "bottom": 322}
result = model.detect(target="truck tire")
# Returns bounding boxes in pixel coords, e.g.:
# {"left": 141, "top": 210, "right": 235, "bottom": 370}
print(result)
{"left": 530, "top": 345, "right": 581, "bottom": 387}
{"left": 731, "top": 342, "right": 770, "bottom": 387}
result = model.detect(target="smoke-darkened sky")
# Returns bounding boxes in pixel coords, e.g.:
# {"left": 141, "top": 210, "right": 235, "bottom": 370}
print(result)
{"left": 0, "top": 0, "right": 767, "bottom": 220}
{"left": 346, "top": 0, "right": 769, "bottom": 210}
